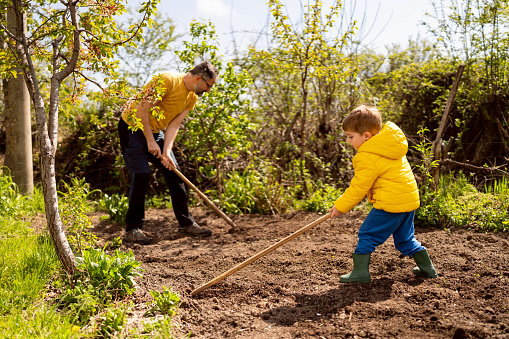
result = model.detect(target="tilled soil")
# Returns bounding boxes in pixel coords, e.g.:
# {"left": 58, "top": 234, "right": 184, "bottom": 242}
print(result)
{"left": 92, "top": 207, "right": 509, "bottom": 338}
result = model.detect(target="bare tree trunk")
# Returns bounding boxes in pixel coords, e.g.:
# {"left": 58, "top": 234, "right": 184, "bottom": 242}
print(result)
{"left": 299, "top": 69, "right": 309, "bottom": 196}
{"left": 6, "top": 0, "right": 77, "bottom": 275}
{"left": 3, "top": 5, "right": 33, "bottom": 195}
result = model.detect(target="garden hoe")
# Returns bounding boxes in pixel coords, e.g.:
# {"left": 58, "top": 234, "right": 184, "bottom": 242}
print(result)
{"left": 191, "top": 213, "right": 331, "bottom": 296}
{"left": 168, "top": 162, "right": 238, "bottom": 229}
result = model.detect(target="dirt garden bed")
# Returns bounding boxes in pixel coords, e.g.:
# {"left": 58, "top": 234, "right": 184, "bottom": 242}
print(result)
{"left": 91, "top": 207, "right": 509, "bottom": 338}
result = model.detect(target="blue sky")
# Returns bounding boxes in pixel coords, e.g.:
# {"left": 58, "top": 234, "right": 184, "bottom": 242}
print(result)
{"left": 153, "top": 0, "right": 435, "bottom": 57}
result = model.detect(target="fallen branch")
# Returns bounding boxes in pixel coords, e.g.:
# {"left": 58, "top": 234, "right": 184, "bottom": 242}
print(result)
{"left": 439, "top": 159, "right": 509, "bottom": 176}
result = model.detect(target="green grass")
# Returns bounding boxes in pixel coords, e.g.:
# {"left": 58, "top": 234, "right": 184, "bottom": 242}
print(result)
{"left": 0, "top": 218, "right": 78, "bottom": 337}
{"left": 0, "top": 169, "right": 78, "bottom": 337}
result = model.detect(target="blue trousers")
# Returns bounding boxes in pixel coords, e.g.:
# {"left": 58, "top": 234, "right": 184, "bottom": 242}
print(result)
{"left": 355, "top": 208, "right": 425, "bottom": 256}
{"left": 118, "top": 118, "right": 195, "bottom": 231}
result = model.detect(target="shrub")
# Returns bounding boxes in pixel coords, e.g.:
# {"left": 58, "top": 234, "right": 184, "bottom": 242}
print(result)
{"left": 415, "top": 173, "right": 509, "bottom": 232}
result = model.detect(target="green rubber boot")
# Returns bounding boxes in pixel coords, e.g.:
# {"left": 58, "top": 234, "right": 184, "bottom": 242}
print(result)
{"left": 340, "top": 253, "right": 371, "bottom": 283}
{"left": 412, "top": 249, "right": 438, "bottom": 278}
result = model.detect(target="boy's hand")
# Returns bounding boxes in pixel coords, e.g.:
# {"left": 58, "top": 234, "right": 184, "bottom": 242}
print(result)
{"left": 329, "top": 206, "right": 343, "bottom": 219}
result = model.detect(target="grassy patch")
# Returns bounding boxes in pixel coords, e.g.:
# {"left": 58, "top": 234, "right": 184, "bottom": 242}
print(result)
{"left": 416, "top": 173, "right": 509, "bottom": 231}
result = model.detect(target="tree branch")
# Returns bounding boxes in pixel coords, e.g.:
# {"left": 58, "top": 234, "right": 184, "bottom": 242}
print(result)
{"left": 439, "top": 159, "right": 509, "bottom": 176}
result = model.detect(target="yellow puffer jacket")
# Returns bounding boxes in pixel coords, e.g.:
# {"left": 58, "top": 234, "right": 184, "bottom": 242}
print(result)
{"left": 334, "top": 122, "right": 420, "bottom": 213}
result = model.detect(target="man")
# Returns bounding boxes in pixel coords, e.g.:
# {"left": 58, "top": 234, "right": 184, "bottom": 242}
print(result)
{"left": 118, "top": 61, "right": 218, "bottom": 244}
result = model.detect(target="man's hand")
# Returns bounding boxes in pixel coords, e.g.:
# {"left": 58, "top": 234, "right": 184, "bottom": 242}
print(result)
{"left": 160, "top": 154, "right": 176, "bottom": 170}
{"left": 329, "top": 206, "right": 344, "bottom": 219}
{"left": 147, "top": 139, "right": 161, "bottom": 158}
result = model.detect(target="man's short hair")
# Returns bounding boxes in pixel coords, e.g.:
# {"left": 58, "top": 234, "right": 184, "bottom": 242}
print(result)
{"left": 342, "top": 105, "right": 382, "bottom": 135}
{"left": 189, "top": 61, "right": 218, "bottom": 81}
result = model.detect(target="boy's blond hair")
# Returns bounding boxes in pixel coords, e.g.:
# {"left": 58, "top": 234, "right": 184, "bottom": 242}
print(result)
{"left": 343, "top": 105, "right": 382, "bottom": 135}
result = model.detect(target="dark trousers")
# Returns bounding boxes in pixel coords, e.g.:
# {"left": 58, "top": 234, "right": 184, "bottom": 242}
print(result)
{"left": 118, "top": 118, "right": 195, "bottom": 231}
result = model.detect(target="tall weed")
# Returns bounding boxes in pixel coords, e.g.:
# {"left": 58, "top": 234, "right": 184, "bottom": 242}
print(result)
{"left": 59, "top": 177, "right": 98, "bottom": 253}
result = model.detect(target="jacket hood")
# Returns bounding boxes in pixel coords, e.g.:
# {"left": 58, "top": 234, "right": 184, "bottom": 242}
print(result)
{"left": 358, "top": 122, "right": 408, "bottom": 159}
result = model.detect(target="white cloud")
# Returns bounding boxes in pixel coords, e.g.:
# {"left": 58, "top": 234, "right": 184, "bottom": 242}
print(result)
{"left": 196, "top": 0, "right": 230, "bottom": 18}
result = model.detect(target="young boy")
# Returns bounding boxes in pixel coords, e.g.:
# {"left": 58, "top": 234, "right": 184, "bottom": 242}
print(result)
{"left": 330, "top": 105, "right": 437, "bottom": 283}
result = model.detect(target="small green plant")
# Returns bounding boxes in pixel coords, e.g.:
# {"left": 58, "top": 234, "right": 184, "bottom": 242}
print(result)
{"left": 75, "top": 247, "right": 143, "bottom": 299}
{"left": 98, "top": 304, "right": 128, "bottom": 337}
{"left": 59, "top": 177, "right": 98, "bottom": 253}
{"left": 111, "top": 236, "right": 123, "bottom": 249}
{"left": 146, "top": 286, "right": 180, "bottom": 316}
{"left": 60, "top": 284, "right": 101, "bottom": 325}
{"left": 140, "top": 316, "right": 176, "bottom": 338}
{"left": 99, "top": 193, "right": 129, "bottom": 224}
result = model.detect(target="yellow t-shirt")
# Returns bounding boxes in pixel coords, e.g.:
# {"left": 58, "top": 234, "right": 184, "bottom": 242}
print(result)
{"left": 122, "top": 72, "right": 198, "bottom": 133}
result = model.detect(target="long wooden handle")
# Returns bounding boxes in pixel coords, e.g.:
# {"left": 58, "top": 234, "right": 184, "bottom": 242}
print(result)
{"left": 191, "top": 213, "right": 331, "bottom": 296}
{"left": 169, "top": 163, "right": 238, "bottom": 229}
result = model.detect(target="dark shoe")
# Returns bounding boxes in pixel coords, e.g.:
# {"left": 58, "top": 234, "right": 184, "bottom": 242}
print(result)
{"left": 125, "top": 228, "right": 151, "bottom": 245}
{"left": 412, "top": 249, "right": 438, "bottom": 278}
{"left": 340, "top": 253, "right": 372, "bottom": 283}
{"left": 179, "top": 222, "right": 212, "bottom": 237}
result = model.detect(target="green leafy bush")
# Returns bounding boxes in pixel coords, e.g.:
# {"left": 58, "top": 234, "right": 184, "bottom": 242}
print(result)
{"left": 99, "top": 193, "right": 129, "bottom": 224}
{"left": 222, "top": 163, "right": 294, "bottom": 215}
{"left": 297, "top": 183, "right": 344, "bottom": 214}
{"left": 76, "top": 247, "right": 142, "bottom": 299}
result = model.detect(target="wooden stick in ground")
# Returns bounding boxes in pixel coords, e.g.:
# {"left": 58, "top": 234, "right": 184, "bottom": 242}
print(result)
{"left": 191, "top": 213, "right": 331, "bottom": 296}
{"left": 168, "top": 163, "right": 238, "bottom": 229}
{"left": 432, "top": 64, "right": 465, "bottom": 187}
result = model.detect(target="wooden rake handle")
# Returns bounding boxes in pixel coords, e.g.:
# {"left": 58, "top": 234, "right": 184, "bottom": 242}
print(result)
{"left": 169, "top": 163, "right": 238, "bottom": 229}
{"left": 191, "top": 213, "right": 331, "bottom": 296}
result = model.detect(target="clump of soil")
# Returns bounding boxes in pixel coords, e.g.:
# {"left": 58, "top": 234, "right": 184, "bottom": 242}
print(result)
{"left": 92, "top": 207, "right": 509, "bottom": 338}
